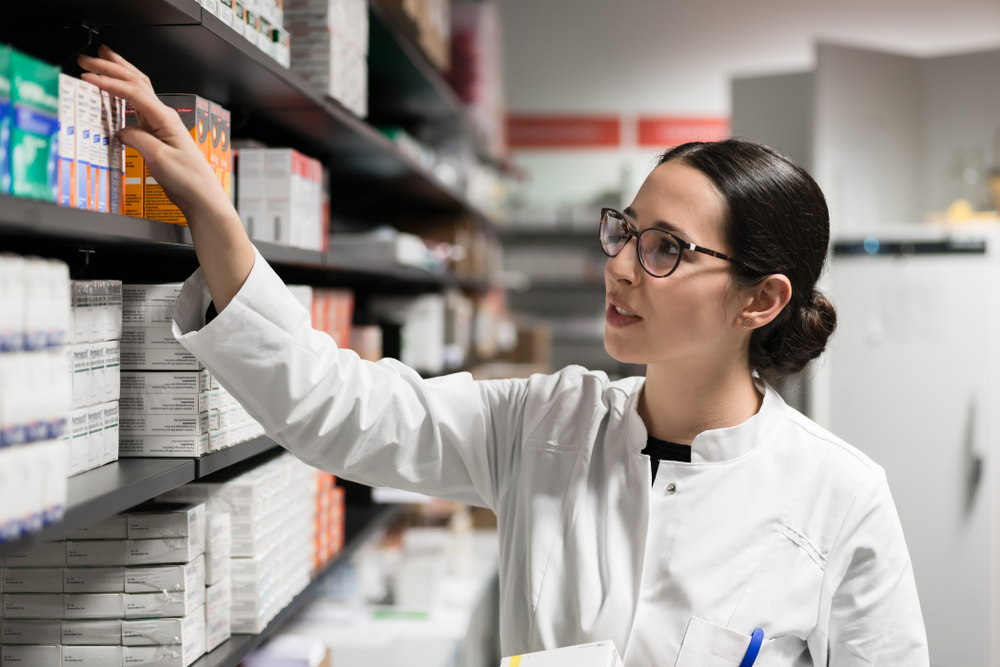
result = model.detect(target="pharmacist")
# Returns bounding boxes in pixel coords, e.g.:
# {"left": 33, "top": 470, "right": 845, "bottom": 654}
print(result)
{"left": 82, "top": 47, "right": 928, "bottom": 667}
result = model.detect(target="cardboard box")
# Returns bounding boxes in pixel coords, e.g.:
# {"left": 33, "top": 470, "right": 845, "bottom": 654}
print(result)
{"left": 119, "top": 349, "right": 201, "bottom": 372}
{"left": 124, "top": 585, "right": 205, "bottom": 619}
{"left": 119, "top": 413, "right": 205, "bottom": 437}
{"left": 9, "top": 50, "right": 60, "bottom": 202}
{"left": 124, "top": 102, "right": 143, "bottom": 217}
{"left": 61, "top": 646, "right": 122, "bottom": 667}
{"left": 63, "top": 592, "right": 126, "bottom": 619}
{"left": 63, "top": 567, "right": 125, "bottom": 593}
{"left": 66, "top": 540, "right": 129, "bottom": 567}
{"left": 2, "top": 594, "right": 65, "bottom": 619}
{"left": 125, "top": 555, "right": 203, "bottom": 594}
{"left": 499, "top": 641, "right": 625, "bottom": 667}
{"left": 122, "top": 606, "right": 204, "bottom": 646}
{"left": 66, "top": 515, "right": 127, "bottom": 540}
{"left": 121, "top": 372, "right": 201, "bottom": 395}
{"left": 2, "top": 568, "right": 64, "bottom": 593}
{"left": 127, "top": 535, "right": 205, "bottom": 566}
{"left": 57, "top": 75, "right": 76, "bottom": 207}
{"left": 0, "top": 620, "right": 61, "bottom": 645}
{"left": 118, "top": 434, "right": 209, "bottom": 458}
{"left": 121, "top": 640, "right": 205, "bottom": 667}
{"left": 97, "top": 90, "right": 111, "bottom": 213}
{"left": 61, "top": 619, "right": 123, "bottom": 645}
{"left": 119, "top": 392, "right": 208, "bottom": 416}
{"left": 0, "top": 645, "right": 61, "bottom": 667}
{"left": 87, "top": 83, "right": 101, "bottom": 211}
{"left": 144, "top": 96, "right": 211, "bottom": 225}
{"left": 128, "top": 504, "right": 206, "bottom": 542}
{"left": 4, "top": 542, "right": 68, "bottom": 568}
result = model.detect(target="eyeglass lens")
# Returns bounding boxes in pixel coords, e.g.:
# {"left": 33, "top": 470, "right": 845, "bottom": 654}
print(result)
{"left": 600, "top": 210, "right": 682, "bottom": 277}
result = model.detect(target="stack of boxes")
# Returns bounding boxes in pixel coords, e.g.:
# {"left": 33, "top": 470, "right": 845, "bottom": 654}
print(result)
{"left": 285, "top": 0, "right": 369, "bottom": 117}
{"left": 117, "top": 284, "right": 265, "bottom": 458}
{"left": 236, "top": 147, "right": 327, "bottom": 251}
{"left": 0, "top": 46, "right": 61, "bottom": 202}
{"left": 312, "top": 473, "right": 344, "bottom": 570}
{"left": 125, "top": 96, "right": 231, "bottom": 225}
{"left": 66, "top": 280, "right": 122, "bottom": 477}
{"left": 0, "top": 504, "right": 213, "bottom": 667}
{"left": 158, "top": 454, "right": 319, "bottom": 634}
{"left": 0, "top": 255, "right": 71, "bottom": 543}
{"left": 203, "top": 513, "right": 232, "bottom": 652}
{"left": 201, "top": 0, "right": 291, "bottom": 68}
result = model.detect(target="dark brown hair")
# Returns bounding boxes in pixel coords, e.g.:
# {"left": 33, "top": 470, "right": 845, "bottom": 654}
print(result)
{"left": 658, "top": 139, "right": 836, "bottom": 382}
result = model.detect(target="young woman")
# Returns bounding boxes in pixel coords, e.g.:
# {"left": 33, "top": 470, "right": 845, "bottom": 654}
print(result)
{"left": 80, "top": 46, "right": 928, "bottom": 666}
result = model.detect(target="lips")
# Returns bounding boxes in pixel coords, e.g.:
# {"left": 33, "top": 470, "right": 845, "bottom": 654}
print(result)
{"left": 606, "top": 297, "right": 641, "bottom": 328}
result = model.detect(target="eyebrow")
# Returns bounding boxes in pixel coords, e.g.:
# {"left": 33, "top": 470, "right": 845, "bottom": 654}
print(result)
{"left": 622, "top": 206, "right": 686, "bottom": 237}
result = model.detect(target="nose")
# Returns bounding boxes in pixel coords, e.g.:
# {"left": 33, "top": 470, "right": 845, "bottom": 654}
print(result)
{"left": 606, "top": 237, "right": 641, "bottom": 285}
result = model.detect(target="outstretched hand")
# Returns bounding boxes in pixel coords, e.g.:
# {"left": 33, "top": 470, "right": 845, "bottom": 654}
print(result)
{"left": 77, "top": 44, "right": 255, "bottom": 313}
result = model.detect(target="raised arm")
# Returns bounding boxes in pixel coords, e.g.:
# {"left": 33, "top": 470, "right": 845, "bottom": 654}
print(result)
{"left": 79, "top": 46, "right": 254, "bottom": 312}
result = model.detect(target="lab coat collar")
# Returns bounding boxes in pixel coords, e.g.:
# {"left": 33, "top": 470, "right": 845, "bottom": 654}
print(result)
{"left": 624, "top": 377, "right": 785, "bottom": 464}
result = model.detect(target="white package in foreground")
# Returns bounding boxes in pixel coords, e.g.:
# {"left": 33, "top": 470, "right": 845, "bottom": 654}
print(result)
{"left": 61, "top": 645, "right": 122, "bottom": 667}
{"left": 499, "top": 641, "right": 624, "bottom": 667}
{"left": 125, "top": 555, "right": 204, "bottom": 593}
{"left": 0, "top": 620, "right": 61, "bottom": 645}
{"left": 128, "top": 504, "right": 206, "bottom": 543}
{"left": 61, "top": 619, "right": 123, "bottom": 645}
{"left": 122, "top": 629, "right": 205, "bottom": 667}
{"left": 0, "top": 645, "right": 61, "bottom": 667}
{"left": 122, "top": 606, "right": 204, "bottom": 646}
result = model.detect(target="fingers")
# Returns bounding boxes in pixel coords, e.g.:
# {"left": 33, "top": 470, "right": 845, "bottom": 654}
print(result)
{"left": 96, "top": 45, "right": 153, "bottom": 88}
{"left": 80, "top": 72, "right": 180, "bottom": 139}
{"left": 78, "top": 54, "right": 153, "bottom": 96}
{"left": 117, "top": 125, "right": 165, "bottom": 159}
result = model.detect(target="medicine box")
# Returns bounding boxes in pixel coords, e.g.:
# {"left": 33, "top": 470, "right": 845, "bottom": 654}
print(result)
{"left": 122, "top": 606, "right": 204, "bottom": 646}
{"left": 74, "top": 80, "right": 92, "bottom": 210}
{"left": 97, "top": 90, "right": 111, "bottom": 213}
{"left": 87, "top": 83, "right": 100, "bottom": 211}
{"left": 204, "top": 513, "right": 231, "bottom": 585}
{"left": 61, "top": 646, "right": 122, "bottom": 667}
{"left": 122, "top": 635, "right": 205, "bottom": 667}
{"left": 127, "top": 534, "right": 205, "bottom": 566}
{"left": 66, "top": 540, "right": 129, "bottom": 567}
{"left": 111, "top": 97, "right": 125, "bottom": 215}
{"left": 1, "top": 620, "right": 61, "bottom": 645}
{"left": 2, "top": 594, "right": 64, "bottom": 619}
{"left": 144, "top": 95, "right": 211, "bottom": 225}
{"left": 118, "top": 434, "right": 209, "bottom": 458}
{"left": 2, "top": 568, "right": 63, "bottom": 593}
{"left": 66, "top": 515, "right": 127, "bottom": 541}
{"left": 124, "top": 102, "right": 143, "bottom": 217}
{"left": 125, "top": 554, "right": 204, "bottom": 594}
{"left": 61, "top": 619, "right": 122, "bottom": 645}
{"left": 57, "top": 74, "right": 75, "bottom": 208}
{"left": 121, "top": 372, "right": 202, "bottom": 395}
{"left": 63, "top": 567, "right": 125, "bottom": 593}
{"left": 499, "top": 641, "right": 625, "bottom": 667}
{"left": 204, "top": 576, "right": 230, "bottom": 652}
{"left": 119, "top": 413, "right": 206, "bottom": 437}
{"left": 119, "top": 392, "right": 211, "bottom": 415}
{"left": 9, "top": 50, "right": 60, "bottom": 202}
{"left": 0, "top": 645, "right": 62, "bottom": 667}
{"left": 128, "top": 504, "right": 206, "bottom": 542}
{"left": 124, "top": 585, "right": 205, "bottom": 619}
{"left": 120, "top": 348, "right": 201, "bottom": 372}
{"left": 3, "top": 542, "right": 68, "bottom": 568}
{"left": 0, "top": 46, "right": 11, "bottom": 195}
{"left": 63, "top": 592, "right": 126, "bottom": 619}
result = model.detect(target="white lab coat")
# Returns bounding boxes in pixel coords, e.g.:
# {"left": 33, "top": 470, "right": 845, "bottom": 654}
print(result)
{"left": 173, "top": 248, "right": 929, "bottom": 667}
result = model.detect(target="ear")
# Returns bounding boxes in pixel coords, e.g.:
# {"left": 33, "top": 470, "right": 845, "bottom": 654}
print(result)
{"left": 738, "top": 274, "right": 792, "bottom": 330}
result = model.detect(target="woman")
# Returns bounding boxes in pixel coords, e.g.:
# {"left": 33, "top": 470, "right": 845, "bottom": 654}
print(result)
{"left": 80, "top": 46, "right": 928, "bottom": 666}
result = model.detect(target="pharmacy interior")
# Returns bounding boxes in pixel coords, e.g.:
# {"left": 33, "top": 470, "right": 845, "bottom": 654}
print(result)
{"left": 1, "top": 0, "right": 1000, "bottom": 665}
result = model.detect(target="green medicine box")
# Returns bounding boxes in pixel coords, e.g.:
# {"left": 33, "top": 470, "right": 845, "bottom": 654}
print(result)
{"left": 9, "top": 49, "right": 59, "bottom": 201}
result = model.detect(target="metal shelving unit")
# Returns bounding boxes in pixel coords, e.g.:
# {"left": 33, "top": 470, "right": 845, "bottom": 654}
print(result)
{"left": 0, "top": 0, "right": 495, "bottom": 227}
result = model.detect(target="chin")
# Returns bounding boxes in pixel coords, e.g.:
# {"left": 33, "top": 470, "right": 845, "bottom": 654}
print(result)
{"left": 604, "top": 329, "right": 647, "bottom": 365}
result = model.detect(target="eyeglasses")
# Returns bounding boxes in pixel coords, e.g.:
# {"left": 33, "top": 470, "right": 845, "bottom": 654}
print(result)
{"left": 599, "top": 207, "right": 740, "bottom": 278}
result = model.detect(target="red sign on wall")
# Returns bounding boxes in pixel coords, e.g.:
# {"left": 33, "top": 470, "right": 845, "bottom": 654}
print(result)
{"left": 507, "top": 115, "right": 621, "bottom": 149}
{"left": 637, "top": 116, "right": 730, "bottom": 148}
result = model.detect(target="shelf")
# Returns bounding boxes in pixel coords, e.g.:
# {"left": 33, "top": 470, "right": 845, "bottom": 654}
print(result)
{"left": 191, "top": 503, "right": 403, "bottom": 667}
{"left": 0, "top": 0, "right": 495, "bottom": 228}
{"left": 367, "top": 3, "right": 489, "bottom": 160}
{"left": 0, "top": 458, "right": 195, "bottom": 558}
{"left": 0, "top": 194, "right": 489, "bottom": 291}
{"left": 195, "top": 437, "right": 280, "bottom": 477}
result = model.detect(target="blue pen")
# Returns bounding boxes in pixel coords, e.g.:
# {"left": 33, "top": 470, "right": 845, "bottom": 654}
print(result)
{"left": 738, "top": 628, "right": 764, "bottom": 667}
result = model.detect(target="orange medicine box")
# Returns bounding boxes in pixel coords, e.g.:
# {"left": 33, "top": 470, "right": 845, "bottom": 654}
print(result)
{"left": 124, "top": 102, "right": 143, "bottom": 218}
{"left": 209, "top": 102, "right": 231, "bottom": 199}
{"left": 144, "top": 95, "right": 211, "bottom": 225}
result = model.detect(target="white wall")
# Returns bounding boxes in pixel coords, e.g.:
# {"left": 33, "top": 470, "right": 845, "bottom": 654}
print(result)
{"left": 500, "top": 0, "right": 1000, "bottom": 210}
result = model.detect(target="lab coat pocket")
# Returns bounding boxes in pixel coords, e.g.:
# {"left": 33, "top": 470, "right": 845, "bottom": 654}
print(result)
{"left": 673, "top": 617, "right": 752, "bottom": 667}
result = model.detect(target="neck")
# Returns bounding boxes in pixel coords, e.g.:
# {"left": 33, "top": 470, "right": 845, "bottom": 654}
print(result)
{"left": 638, "top": 357, "right": 763, "bottom": 444}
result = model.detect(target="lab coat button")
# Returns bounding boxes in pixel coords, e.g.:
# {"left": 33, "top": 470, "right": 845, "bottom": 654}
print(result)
{"left": 666, "top": 483, "right": 677, "bottom": 494}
